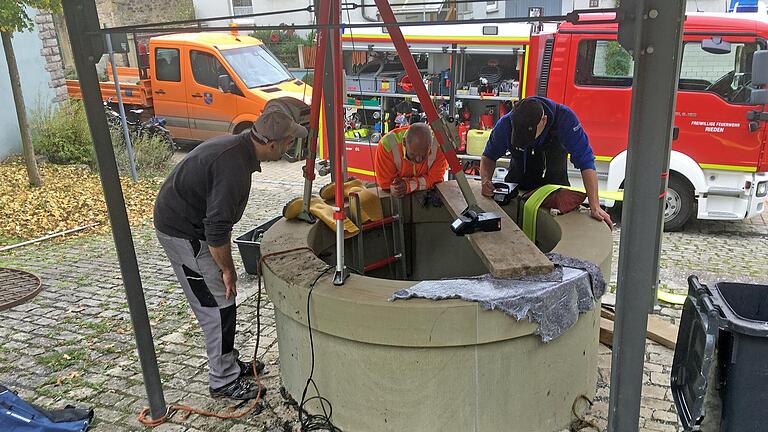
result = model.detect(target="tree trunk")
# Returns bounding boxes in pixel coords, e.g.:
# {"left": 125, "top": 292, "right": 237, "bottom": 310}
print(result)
{"left": 2, "top": 31, "right": 43, "bottom": 187}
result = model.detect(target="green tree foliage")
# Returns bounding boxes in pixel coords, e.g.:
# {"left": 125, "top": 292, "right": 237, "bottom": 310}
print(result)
{"left": 0, "top": 0, "right": 61, "bottom": 32}
{"left": 605, "top": 41, "right": 632, "bottom": 76}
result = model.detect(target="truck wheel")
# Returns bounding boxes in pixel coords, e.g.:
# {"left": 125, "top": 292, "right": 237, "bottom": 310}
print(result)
{"left": 664, "top": 175, "right": 694, "bottom": 232}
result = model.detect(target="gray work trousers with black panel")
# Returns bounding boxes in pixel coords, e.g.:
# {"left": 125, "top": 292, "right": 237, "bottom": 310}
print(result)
{"left": 156, "top": 229, "right": 241, "bottom": 389}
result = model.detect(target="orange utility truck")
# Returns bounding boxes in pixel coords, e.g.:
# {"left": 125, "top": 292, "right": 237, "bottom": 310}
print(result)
{"left": 67, "top": 30, "right": 312, "bottom": 147}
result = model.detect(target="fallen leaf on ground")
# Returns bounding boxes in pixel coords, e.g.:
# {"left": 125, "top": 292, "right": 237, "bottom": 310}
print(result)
{"left": 0, "top": 159, "right": 162, "bottom": 246}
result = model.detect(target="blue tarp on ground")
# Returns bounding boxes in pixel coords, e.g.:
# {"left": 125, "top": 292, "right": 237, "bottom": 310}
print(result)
{"left": 0, "top": 385, "right": 92, "bottom": 431}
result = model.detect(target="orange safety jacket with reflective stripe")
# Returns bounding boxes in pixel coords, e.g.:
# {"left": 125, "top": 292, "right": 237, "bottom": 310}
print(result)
{"left": 374, "top": 126, "right": 448, "bottom": 194}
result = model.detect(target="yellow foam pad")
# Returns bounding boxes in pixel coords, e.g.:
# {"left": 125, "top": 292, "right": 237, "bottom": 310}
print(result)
{"left": 283, "top": 196, "right": 359, "bottom": 238}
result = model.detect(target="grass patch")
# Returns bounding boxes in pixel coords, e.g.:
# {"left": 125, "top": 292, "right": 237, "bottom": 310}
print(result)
{"left": 80, "top": 319, "right": 112, "bottom": 334}
{"left": 38, "top": 349, "right": 88, "bottom": 371}
{"left": 0, "top": 234, "right": 24, "bottom": 246}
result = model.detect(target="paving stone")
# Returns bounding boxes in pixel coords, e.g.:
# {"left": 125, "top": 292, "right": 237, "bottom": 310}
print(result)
{"left": 3, "top": 159, "right": 765, "bottom": 430}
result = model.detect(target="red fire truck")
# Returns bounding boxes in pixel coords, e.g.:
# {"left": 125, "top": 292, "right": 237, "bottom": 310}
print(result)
{"left": 335, "top": 13, "right": 768, "bottom": 231}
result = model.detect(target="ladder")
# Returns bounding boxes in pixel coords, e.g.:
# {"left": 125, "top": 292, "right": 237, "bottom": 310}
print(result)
{"left": 349, "top": 193, "right": 407, "bottom": 279}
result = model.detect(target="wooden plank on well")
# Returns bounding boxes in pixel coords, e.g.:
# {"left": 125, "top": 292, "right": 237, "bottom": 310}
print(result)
{"left": 436, "top": 181, "right": 553, "bottom": 278}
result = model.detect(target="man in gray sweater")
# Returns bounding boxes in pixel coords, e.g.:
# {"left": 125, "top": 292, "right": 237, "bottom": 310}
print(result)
{"left": 154, "top": 110, "right": 306, "bottom": 400}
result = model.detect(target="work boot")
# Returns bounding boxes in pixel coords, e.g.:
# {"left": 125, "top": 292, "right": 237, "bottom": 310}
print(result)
{"left": 238, "top": 358, "right": 266, "bottom": 379}
{"left": 209, "top": 376, "right": 267, "bottom": 401}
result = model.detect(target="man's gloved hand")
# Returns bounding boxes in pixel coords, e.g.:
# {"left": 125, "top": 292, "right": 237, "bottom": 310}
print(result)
{"left": 481, "top": 179, "right": 495, "bottom": 197}
{"left": 391, "top": 178, "right": 407, "bottom": 198}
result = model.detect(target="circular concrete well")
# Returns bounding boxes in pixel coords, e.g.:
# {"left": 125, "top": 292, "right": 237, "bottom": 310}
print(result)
{"left": 261, "top": 185, "right": 612, "bottom": 432}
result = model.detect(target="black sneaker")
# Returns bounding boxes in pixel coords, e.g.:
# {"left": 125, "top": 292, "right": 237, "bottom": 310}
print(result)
{"left": 238, "top": 358, "right": 266, "bottom": 379}
{"left": 209, "top": 376, "right": 267, "bottom": 401}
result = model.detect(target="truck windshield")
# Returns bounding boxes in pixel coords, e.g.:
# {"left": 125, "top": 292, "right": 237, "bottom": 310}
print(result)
{"left": 221, "top": 45, "right": 293, "bottom": 88}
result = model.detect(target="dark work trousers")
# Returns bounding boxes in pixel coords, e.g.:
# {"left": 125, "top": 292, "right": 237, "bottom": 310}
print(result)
{"left": 505, "top": 130, "right": 571, "bottom": 191}
{"left": 156, "top": 229, "right": 240, "bottom": 389}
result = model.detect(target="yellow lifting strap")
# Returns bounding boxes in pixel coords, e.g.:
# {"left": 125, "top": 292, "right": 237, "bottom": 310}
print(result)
{"left": 657, "top": 290, "right": 686, "bottom": 305}
{"left": 522, "top": 185, "right": 625, "bottom": 242}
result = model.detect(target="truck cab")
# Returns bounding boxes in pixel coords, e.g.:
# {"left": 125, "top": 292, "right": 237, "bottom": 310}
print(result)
{"left": 532, "top": 13, "right": 768, "bottom": 230}
{"left": 147, "top": 32, "right": 311, "bottom": 143}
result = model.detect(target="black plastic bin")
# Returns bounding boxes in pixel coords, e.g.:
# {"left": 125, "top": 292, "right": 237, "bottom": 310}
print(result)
{"left": 234, "top": 216, "right": 281, "bottom": 276}
{"left": 672, "top": 276, "right": 768, "bottom": 431}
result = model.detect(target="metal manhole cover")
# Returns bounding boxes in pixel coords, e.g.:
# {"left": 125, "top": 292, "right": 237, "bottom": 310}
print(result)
{"left": 0, "top": 268, "right": 43, "bottom": 311}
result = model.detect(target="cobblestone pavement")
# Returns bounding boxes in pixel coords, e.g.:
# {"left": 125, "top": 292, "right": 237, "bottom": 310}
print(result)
{"left": 1, "top": 158, "right": 766, "bottom": 431}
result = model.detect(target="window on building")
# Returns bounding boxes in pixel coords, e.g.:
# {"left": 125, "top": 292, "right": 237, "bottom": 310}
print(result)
{"left": 232, "top": 0, "right": 253, "bottom": 16}
{"left": 575, "top": 39, "right": 759, "bottom": 104}
{"left": 190, "top": 51, "right": 230, "bottom": 89}
{"left": 589, "top": 0, "right": 599, "bottom": 8}
{"left": 155, "top": 48, "right": 180, "bottom": 82}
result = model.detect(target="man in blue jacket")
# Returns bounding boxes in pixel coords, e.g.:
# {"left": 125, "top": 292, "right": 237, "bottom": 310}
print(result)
{"left": 479, "top": 96, "right": 612, "bottom": 227}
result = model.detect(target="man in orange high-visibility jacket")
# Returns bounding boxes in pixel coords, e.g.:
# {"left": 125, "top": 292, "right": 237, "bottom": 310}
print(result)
{"left": 374, "top": 123, "right": 448, "bottom": 198}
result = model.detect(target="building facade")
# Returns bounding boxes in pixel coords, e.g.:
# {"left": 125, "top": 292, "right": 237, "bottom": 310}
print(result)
{"left": 0, "top": 9, "right": 63, "bottom": 160}
{"left": 191, "top": 0, "right": 731, "bottom": 28}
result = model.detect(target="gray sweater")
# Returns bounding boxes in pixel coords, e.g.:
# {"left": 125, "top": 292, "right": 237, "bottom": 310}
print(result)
{"left": 154, "top": 132, "right": 261, "bottom": 246}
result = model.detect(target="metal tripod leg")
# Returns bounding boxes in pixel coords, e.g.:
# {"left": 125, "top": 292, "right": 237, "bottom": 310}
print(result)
{"left": 350, "top": 193, "right": 365, "bottom": 275}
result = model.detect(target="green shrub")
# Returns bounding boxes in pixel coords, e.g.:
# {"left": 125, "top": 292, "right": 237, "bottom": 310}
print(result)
{"left": 251, "top": 30, "right": 315, "bottom": 69}
{"left": 33, "top": 99, "right": 172, "bottom": 177}
{"left": 112, "top": 129, "right": 173, "bottom": 178}
{"left": 32, "top": 100, "right": 94, "bottom": 166}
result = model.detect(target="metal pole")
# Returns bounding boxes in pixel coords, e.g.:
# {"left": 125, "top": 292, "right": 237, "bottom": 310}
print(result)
{"left": 607, "top": 1, "right": 685, "bottom": 430}
{"left": 449, "top": 44, "right": 458, "bottom": 119}
{"left": 329, "top": 0, "right": 349, "bottom": 285}
{"left": 105, "top": 25, "right": 138, "bottom": 182}
{"left": 299, "top": 0, "right": 330, "bottom": 223}
{"left": 322, "top": 1, "right": 338, "bottom": 185}
{"left": 62, "top": 0, "right": 166, "bottom": 420}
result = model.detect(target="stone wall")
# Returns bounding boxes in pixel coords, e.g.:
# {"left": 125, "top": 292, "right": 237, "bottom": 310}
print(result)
{"left": 96, "top": 0, "right": 195, "bottom": 28}
{"left": 34, "top": 12, "right": 67, "bottom": 103}
{"left": 52, "top": 0, "right": 195, "bottom": 76}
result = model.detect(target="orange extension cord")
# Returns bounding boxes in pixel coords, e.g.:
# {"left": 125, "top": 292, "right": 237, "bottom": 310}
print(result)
{"left": 136, "top": 247, "right": 315, "bottom": 427}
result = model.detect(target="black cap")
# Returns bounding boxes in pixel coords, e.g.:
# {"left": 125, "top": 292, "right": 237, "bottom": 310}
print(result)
{"left": 511, "top": 98, "right": 544, "bottom": 149}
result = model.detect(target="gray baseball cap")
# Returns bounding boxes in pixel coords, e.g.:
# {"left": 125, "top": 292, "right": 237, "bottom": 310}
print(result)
{"left": 250, "top": 110, "right": 308, "bottom": 142}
